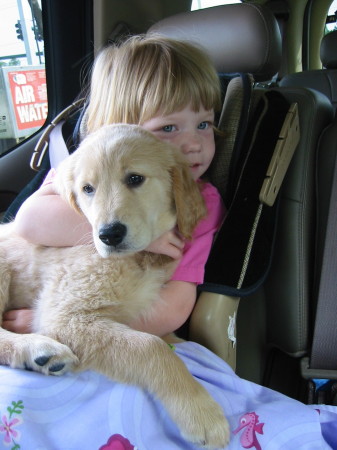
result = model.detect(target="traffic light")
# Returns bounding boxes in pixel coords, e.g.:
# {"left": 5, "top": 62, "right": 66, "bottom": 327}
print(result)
{"left": 15, "top": 20, "right": 23, "bottom": 41}
{"left": 32, "top": 25, "right": 43, "bottom": 42}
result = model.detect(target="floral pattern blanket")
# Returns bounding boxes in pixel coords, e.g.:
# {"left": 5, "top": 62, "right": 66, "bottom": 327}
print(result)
{"left": 0, "top": 342, "right": 336, "bottom": 449}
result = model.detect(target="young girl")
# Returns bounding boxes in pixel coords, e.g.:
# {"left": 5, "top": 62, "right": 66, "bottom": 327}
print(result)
{"left": 1, "top": 35, "right": 336, "bottom": 450}
{"left": 3, "top": 35, "right": 225, "bottom": 338}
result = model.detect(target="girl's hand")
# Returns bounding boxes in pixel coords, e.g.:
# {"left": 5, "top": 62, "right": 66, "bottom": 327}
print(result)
{"left": 146, "top": 230, "right": 184, "bottom": 259}
{"left": 2, "top": 309, "right": 33, "bottom": 334}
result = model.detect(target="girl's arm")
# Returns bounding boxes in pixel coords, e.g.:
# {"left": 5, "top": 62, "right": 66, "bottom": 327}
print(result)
{"left": 130, "top": 280, "right": 197, "bottom": 336}
{"left": 13, "top": 183, "right": 93, "bottom": 247}
{"left": 2, "top": 281, "right": 196, "bottom": 337}
{"left": 2, "top": 309, "right": 32, "bottom": 334}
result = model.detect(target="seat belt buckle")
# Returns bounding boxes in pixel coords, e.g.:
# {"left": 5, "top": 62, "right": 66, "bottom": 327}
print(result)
{"left": 301, "top": 357, "right": 337, "bottom": 404}
{"left": 30, "top": 98, "right": 84, "bottom": 171}
{"left": 259, "top": 102, "right": 300, "bottom": 206}
{"left": 30, "top": 122, "right": 54, "bottom": 171}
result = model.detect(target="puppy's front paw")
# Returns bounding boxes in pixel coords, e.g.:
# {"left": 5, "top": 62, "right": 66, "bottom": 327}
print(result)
{"left": 12, "top": 333, "right": 79, "bottom": 375}
{"left": 183, "top": 401, "right": 229, "bottom": 449}
{"left": 171, "top": 385, "right": 230, "bottom": 449}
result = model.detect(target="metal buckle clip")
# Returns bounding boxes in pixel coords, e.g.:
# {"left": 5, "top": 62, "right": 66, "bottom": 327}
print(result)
{"left": 30, "top": 98, "right": 84, "bottom": 171}
{"left": 259, "top": 102, "right": 300, "bottom": 206}
{"left": 301, "top": 357, "right": 337, "bottom": 404}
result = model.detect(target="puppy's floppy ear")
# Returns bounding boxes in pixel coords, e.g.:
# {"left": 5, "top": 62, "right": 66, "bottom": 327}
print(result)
{"left": 53, "top": 154, "right": 82, "bottom": 214}
{"left": 171, "top": 158, "right": 207, "bottom": 240}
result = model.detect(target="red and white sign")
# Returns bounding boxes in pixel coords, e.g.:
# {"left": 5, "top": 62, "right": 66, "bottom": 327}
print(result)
{"left": 7, "top": 68, "right": 47, "bottom": 130}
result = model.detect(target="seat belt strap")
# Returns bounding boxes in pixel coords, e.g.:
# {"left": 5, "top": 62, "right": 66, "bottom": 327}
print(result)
{"left": 310, "top": 149, "right": 337, "bottom": 370}
{"left": 48, "top": 120, "right": 69, "bottom": 168}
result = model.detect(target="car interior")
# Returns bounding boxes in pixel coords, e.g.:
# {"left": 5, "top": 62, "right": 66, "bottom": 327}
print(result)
{"left": 1, "top": 0, "right": 337, "bottom": 408}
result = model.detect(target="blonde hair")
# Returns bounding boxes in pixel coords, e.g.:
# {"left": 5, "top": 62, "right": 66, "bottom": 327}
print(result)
{"left": 85, "top": 34, "right": 221, "bottom": 134}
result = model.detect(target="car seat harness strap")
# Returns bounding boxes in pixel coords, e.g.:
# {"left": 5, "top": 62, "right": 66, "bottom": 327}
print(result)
{"left": 192, "top": 92, "right": 299, "bottom": 369}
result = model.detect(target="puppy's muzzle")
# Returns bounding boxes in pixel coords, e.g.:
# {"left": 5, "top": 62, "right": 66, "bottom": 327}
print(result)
{"left": 99, "top": 222, "right": 127, "bottom": 247}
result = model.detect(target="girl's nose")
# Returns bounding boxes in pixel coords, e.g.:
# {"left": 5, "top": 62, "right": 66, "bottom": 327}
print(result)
{"left": 181, "top": 132, "right": 201, "bottom": 154}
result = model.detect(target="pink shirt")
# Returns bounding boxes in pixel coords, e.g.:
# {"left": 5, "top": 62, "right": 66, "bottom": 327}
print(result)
{"left": 171, "top": 182, "right": 226, "bottom": 285}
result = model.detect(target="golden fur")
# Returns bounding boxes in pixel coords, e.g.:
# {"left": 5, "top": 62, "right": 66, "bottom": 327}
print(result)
{"left": 0, "top": 124, "right": 229, "bottom": 448}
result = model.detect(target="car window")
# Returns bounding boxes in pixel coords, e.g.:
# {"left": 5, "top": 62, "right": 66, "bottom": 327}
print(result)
{"left": 326, "top": 0, "right": 337, "bottom": 32}
{"left": 191, "top": 0, "right": 241, "bottom": 11}
{"left": 0, "top": 0, "right": 46, "bottom": 157}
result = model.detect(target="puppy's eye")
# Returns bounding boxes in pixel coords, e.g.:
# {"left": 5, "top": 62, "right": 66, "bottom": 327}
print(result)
{"left": 83, "top": 184, "right": 95, "bottom": 195}
{"left": 126, "top": 174, "right": 144, "bottom": 187}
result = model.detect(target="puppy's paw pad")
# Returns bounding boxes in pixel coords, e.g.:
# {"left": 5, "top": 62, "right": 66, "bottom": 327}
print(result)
{"left": 32, "top": 346, "right": 79, "bottom": 375}
{"left": 34, "top": 355, "right": 69, "bottom": 373}
{"left": 11, "top": 334, "right": 79, "bottom": 376}
{"left": 49, "top": 362, "right": 66, "bottom": 373}
{"left": 34, "top": 355, "right": 51, "bottom": 366}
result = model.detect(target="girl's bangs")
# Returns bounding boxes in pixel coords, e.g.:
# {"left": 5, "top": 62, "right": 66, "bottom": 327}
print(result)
{"left": 140, "top": 76, "right": 219, "bottom": 123}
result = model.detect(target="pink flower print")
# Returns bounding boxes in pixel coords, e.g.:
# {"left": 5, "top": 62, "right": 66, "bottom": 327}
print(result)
{"left": 99, "top": 433, "right": 135, "bottom": 450}
{"left": 0, "top": 415, "right": 22, "bottom": 445}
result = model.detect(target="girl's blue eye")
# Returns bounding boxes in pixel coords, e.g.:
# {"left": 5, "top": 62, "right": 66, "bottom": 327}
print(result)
{"left": 162, "top": 125, "right": 174, "bottom": 132}
{"left": 198, "top": 121, "right": 209, "bottom": 130}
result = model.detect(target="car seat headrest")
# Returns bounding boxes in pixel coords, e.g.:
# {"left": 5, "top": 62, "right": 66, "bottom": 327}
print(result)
{"left": 320, "top": 30, "right": 337, "bottom": 69}
{"left": 148, "top": 3, "right": 281, "bottom": 81}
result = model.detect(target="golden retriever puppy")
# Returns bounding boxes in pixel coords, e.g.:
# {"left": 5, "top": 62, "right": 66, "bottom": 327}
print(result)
{"left": 0, "top": 124, "right": 229, "bottom": 449}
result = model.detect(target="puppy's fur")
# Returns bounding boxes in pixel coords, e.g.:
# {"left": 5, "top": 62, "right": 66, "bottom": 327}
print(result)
{"left": 0, "top": 124, "right": 229, "bottom": 448}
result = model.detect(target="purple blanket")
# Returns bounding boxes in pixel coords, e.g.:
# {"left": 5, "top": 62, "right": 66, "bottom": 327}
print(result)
{"left": 0, "top": 342, "right": 336, "bottom": 449}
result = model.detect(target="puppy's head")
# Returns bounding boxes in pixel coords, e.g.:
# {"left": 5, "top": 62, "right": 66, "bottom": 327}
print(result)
{"left": 55, "top": 124, "right": 206, "bottom": 257}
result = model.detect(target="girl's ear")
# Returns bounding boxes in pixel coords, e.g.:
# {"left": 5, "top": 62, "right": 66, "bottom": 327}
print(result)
{"left": 171, "top": 158, "right": 207, "bottom": 240}
{"left": 53, "top": 155, "right": 82, "bottom": 214}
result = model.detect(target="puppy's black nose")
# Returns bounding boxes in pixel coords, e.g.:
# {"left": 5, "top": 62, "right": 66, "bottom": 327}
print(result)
{"left": 99, "top": 222, "right": 127, "bottom": 246}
